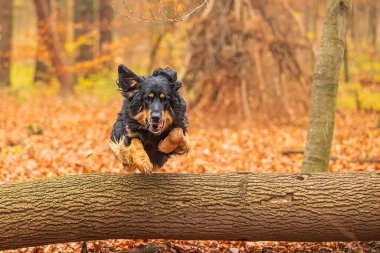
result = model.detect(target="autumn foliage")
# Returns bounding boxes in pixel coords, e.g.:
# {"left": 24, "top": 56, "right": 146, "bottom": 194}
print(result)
{"left": 0, "top": 95, "right": 379, "bottom": 251}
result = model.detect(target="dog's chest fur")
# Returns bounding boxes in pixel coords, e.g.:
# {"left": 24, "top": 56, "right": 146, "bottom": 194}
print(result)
{"left": 138, "top": 129, "right": 172, "bottom": 168}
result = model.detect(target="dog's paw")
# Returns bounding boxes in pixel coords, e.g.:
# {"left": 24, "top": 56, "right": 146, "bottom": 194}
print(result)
{"left": 174, "top": 134, "right": 190, "bottom": 155}
{"left": 158, "top": 128, "right": 190, "bottom": 154}
{"left": 110, "top": 136, "right": 131, "bottom": 164}
{"left": 133, "top": 160, "right": 153, "bottom": 175}
{"left": 129, "top": 139, "right": 154, "bottom": 175}
{"left": 123, "top": 163, "right": 152, "bottom": 175}
{"left": 111, "top": 138, "right": 153, "bottom": 175}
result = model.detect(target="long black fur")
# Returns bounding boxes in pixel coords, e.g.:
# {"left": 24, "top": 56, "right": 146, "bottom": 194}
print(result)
{"left": 110, "top": 64, "right": 187, "bottom": 168}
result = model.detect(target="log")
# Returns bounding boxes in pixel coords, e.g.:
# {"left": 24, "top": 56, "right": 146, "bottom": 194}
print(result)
{"left": 0, "top": 172, "right": 379, "bottom": 250}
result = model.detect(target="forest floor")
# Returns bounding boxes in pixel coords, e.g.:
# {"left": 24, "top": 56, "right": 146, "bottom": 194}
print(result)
{"left": 0, "top": 96, "right": 379, "bottom": 252}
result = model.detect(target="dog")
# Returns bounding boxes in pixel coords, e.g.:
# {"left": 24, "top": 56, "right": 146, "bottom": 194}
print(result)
{"left": 110, "top": 64, "right": 189, "bottom": 175}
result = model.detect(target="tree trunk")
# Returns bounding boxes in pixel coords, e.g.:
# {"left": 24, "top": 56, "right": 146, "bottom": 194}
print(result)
{"left": 34, "top": 0, "right": 51, "bottom": 84}
{"left": 148, "top": 32, "right": 163, "bottom": 73}
{"left": 368, "top": 0, "right": 377, "bottom": 53}
{"left": 343, "top": 43, "right": 349, "bottom": 83}
{"left": 147, "top": 24, "right": 171, "bottom": 74}
{"left": 0, "top": 172, "right": 379, "bottom": 250}
{"left": 302, "top": 0, "right": 353, "bottom": 173}
{"left": 74, "top": 0, "right": 95, "bottom": 63}
{"left": 99, "top": 0, "right": 113, "bottom": 66}
{"left": 0, "top": 0, "right": 13, "bottom": 87}
{"left": 181, "top": 0, "right": 314, "bottom": 122}
{"left": 33, "top": 0, "right": 73, "bottom": 96}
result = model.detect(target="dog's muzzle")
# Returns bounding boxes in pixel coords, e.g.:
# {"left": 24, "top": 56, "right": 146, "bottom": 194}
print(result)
{"left": 147, "top": 112, "right": 164, "bottom": 134}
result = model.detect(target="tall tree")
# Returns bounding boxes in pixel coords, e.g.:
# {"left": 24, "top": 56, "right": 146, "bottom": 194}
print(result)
{"left": 0, "top": 0, "right": 13, "bottom": 87}
{"left": 302, "top": 0, "right": 353, "bottom": 173}
{"left": 34, "top": 0, "right": 72, "bottom": 96}
{"left": 147, "top": 24, "right": 173, "bottom": 73}
{"left": 74, "top": 0, "right": 95, "bottom": 63}
{"left": 99, "top": 0, "right": 113, "bottom": 61}
{"left": 34, "top": 0, "right": 51, "bottom": 83}
{"left": 99, "top": 0, "right": 114, "bottom": 71}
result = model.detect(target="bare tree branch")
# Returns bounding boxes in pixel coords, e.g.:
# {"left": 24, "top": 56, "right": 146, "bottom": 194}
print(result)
{"left": 112, "top": 0, "right": 208, "bottom": 23}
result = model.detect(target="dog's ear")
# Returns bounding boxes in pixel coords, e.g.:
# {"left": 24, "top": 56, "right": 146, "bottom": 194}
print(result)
{"left": 118, "top": 64, "right": 142, "bottom": 99}
{"left": 152, "top": 67, "right": 182, "bottom": 91}
{"left": 172, "top": 80, "right": 182, "bottom": 91}
{"left": 152, "top": 67, "right": 177, "bottom": 82}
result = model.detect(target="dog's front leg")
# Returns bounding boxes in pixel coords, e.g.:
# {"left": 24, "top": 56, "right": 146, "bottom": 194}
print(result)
{"left": 128, "top": 139, "right": 154, "bottom": 175}
{"left": 158, "top": 128, "right": 190, "bottom": 154}
{"left": 110, "top": 137, "right": 153, "bottom": 175}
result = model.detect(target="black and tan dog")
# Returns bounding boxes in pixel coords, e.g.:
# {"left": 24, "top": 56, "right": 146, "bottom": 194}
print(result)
{"left": 110, "top": 64, "right": 189, "bottom": 175}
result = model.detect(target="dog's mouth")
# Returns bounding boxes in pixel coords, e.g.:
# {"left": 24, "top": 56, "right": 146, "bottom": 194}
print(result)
{"left": 146, "top": 119, "right": 164, "bottom": 134}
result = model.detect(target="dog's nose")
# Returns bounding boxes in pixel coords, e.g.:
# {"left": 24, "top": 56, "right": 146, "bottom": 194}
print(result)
{"left": 151, "top": 112, "right": 161, "bottom": 122}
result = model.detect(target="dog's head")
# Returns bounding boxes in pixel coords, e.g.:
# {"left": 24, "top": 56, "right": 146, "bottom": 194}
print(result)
{"left": 117, "top": 64, "right": 183, "bottom": 135}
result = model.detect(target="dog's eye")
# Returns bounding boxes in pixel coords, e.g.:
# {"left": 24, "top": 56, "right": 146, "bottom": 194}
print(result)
{"left": 146, "top": 93, "right": 154, "bottom": 102}
{"left": 159, "top": 93, "right": 165, "bottom": 100}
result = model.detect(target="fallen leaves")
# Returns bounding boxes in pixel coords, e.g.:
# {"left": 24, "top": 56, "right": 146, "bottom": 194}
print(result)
{"left": 0, "top": 95, "right": 379, "bottom": 252}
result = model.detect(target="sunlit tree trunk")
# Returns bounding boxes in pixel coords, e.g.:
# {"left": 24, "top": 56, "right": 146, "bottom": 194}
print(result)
{"left": 302, "top": 0, "right": 353, "bottom": 173}
{"left": 33, "top": 0, "right": 73, "bottom": 96}
{"left": 0, "top": 0, "right": 13, "bottom": 87}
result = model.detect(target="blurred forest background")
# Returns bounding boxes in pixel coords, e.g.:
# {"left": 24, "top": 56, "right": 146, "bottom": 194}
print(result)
{"left": 0, "top": 0, "right": 379, "bottom": 174}
{"left": 0, "top": 0, "right": 380, "bottom": 174}
{"left": 0, "top": 0, "right": 379, "bottom": 119}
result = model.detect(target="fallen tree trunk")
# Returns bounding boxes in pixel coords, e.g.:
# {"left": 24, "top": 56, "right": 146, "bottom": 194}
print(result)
{"left": 0, "top": 173, "right": 379, "bottom": 250}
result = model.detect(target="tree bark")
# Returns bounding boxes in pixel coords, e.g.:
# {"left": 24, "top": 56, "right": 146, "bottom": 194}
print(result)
{"left": 0, "top": 172, "right": 380, "bottom": 250}
{"left": 98, "top": 0, "right": 114, "bottom": 71}
{"left": 343, "top": 43, "right": 349, "bottom": 83}
{"left": 33, "top": 0, "right": 73, "bottom": 96}
{"left": 0, "top": 0, "right": 13, "bottom": 87}
{"left": 302, "top": 0, "right": 353, "bottom": 173}
{"left": 34, "top": 0, "right": 51, "bottom": 84}
{"left": 99, "top": 0, "right": 113, "bottom": 57}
